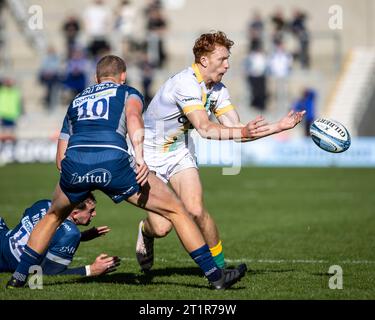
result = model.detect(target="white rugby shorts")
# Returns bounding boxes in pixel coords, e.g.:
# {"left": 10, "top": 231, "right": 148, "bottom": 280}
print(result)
{"left": 144, "top": 147, "right": 198, "bottom": 183}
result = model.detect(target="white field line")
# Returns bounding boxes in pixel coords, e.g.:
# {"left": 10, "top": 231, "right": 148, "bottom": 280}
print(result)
{"left": 73, "top": 256, "right": 375, "bottom": 265}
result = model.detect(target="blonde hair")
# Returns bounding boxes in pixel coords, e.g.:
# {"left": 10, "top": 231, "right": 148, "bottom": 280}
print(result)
{"left": 96, "top": 55, "right": 126, "bottom": 81}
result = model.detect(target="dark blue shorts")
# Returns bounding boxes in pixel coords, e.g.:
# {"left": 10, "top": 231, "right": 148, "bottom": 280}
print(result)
{"left": 60, "top": 147, "right": 140, "bottom": 204}
{"left": 0, "top": 225, "right": 14, "bottom": 272}
{"left": 0, "top": 235, "right": 11, "bottom": 272}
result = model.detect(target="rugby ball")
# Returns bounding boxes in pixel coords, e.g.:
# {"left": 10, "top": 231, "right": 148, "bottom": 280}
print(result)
{"left": 310, "top": 118, "right": 351, "bottom": 153}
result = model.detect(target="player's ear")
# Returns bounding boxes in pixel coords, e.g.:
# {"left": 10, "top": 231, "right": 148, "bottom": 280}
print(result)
{"left": 121, "top": 71, "right": 126, "bottom": 84}
{"left": 200, "top": 55, "right": 208, "bottom": 68}
{"left": 70, "top": 210, "right": 79, "bottom": 222}
{"left": 95, "top": 75, "right": 100, "bottom": 84}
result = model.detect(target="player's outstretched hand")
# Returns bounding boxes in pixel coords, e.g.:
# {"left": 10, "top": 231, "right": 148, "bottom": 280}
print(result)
{"left": 90, "top": 254, "right": 121, "bottom": 276}
{"left": 278, "top": 110, "right": 306, "bottom": 131}
{"left": 80, "top": 226, "right": 111, "bottom": 241}
{"left": 136, "top": 159, "right": 149, "bottom": 187}
{"left": 95, "top": 226, "right": 111, "bottom": 236}
{"left": 242, "top": 115, "right": 270, "bottom": 139}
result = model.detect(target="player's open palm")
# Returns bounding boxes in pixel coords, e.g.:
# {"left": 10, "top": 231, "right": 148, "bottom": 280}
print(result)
{"left": 279, "top": 110, "right": 306, "bottom": 130}
{"left": 243, "top": 115, "right": 270, "bottom": 139}
{"left": 90, "top": 253, "right": 121, "bottom": 276}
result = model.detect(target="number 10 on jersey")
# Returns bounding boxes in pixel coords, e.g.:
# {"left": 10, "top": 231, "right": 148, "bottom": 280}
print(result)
{"left": 76, "top": 90, "right": 117, "bottom": 121}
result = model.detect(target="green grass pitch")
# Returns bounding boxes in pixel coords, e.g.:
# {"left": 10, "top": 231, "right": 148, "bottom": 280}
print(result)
{"left": 0, "top": 164, "right": 374, "bottom": 299}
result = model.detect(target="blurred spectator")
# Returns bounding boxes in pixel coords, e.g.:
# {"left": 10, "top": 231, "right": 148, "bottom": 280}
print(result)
{"left": 247, "top": 10, "right": 264, "bottom": 53}
{"left": 0, "top": 78, "right": 22, "bottom": 141}
{"left": 290, "top": 9, "right": 310, "bottom": 68}
{"left": 292, "top": 88, "right": 316, "bottom": 136}
{"left": 137, "top": 49, "right": 154, "bottom": 106}
{"left": 114, "top": 0, "right": 137, "bottom": 59}
{"left": 270, "top": 8, "right": 287, "bottom": 45}
{"left": 0, "top": 0, "right": 5, "bottom": 67}
{"left": 38, "top": 46, "right": 61, "bottom": 111}
{"left": 0, "top": 0, "right": 4, "bottom": 26}
{"left": 269, "top": 40, "right": 293, "bottom": 78}
{"left": 62, "top": 15, "right": 81, "bottom": 59}
{"left": 62, "top": 48, "right": 88, "bottom": 101}
{"left": 83, "top": 0, "right": 112, "bottom": 60}
{"left": 268, "top": 40, "right": 293, "bottom": 114}
{"left": 144, "top": 0, "right": 162, "bottom": 16}
{"left": 145, "top": 2, "right": 168, "bottom": 68}
{"left": 244, "top": 42, "right": 268, "bottom": 111}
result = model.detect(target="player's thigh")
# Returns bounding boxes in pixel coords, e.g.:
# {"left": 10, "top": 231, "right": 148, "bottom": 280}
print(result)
{"left": 143, "top": 168, "right": 173, "bottom": 234}
{"left": 49, "top": 183, "right": 76, "bottom": 221}
{"left": 126, "top": 172, "right": 185, "bottom": 218}
{"left": 169, "top": 168, "right": 204, "bottom": 213}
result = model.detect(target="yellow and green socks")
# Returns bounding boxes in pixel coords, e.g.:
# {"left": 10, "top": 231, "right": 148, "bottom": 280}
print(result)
{"left": 209, "top": 240, "right": 226, "bottom": 268}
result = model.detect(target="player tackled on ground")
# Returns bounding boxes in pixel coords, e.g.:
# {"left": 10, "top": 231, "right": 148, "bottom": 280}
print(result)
{"left": 6, "top": 55, "right": 247, "bottom": 290}
{"left": 0, "top": 193, "right": 120, "bottom": 276}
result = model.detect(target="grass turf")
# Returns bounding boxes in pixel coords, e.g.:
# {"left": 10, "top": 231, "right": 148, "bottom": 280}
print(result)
{"left": 0, "top": 164, "right": 374, "bottom": 300}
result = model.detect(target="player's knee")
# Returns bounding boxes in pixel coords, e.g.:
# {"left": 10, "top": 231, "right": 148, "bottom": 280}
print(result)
{"left": 152, "top": 222, "right": 172, "bottom": 238}
{"left": 188, "top": 206, "right": 206, "bottom": 222}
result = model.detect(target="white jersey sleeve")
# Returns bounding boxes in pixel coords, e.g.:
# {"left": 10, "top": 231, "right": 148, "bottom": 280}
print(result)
{"left": 174, "top": 77, "right": 205, "bottom": 115}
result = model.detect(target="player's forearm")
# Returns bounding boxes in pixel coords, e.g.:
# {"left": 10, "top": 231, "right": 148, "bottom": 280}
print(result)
{"left": 127, "top": 112, "right": 145, "bottom": 158}
{"left": 56, "top": 139, "right": 68, "bottom": 171}
{"left": 197, "top": 122, "right": 245, "bottom": 140}
{"left": 239, "top": 122, "right": 283, "bottom": 143}
{"left": 218, "top": 118, "right": 252, "bottom": 143}
{"left": 251, "top": 122, "right": 282, "bottom": 140}
{"left": 56, "top": 155, "right": 63, "bottom": 172}
{"left": 52, "top": 266, "right": 87, "bottom": 276}
{"left": 41, "top": 258, "right": 87, "bottom": 276}
{"left": 80, "top": 228, "right": 96, "bottom": 242}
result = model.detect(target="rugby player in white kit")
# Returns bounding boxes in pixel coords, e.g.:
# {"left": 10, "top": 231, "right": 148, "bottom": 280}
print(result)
{"left": 136, "top": 31, "right": 305, "bottom": 271}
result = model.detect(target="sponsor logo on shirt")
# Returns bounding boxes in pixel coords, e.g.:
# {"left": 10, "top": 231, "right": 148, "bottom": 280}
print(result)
{"left": 182, "top": 97, "right": 198, "bottom": 102}
{"left": 71, "top": 169, "right": 112, "bottom": 186}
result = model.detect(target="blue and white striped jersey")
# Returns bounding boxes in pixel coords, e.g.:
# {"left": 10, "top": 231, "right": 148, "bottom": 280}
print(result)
{"left": 1, "top": 200, "right": 80, "bottom": 271}
{"left": 59, "top": 81, "right": 144, "bottom": 152}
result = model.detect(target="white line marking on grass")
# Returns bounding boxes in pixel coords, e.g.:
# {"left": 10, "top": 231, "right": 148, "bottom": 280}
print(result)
{"left": 224, "top": 259, "right": 375, "bottom": 265}
{"left": 74, "top": 256, "right": 375, "bottom": 265}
